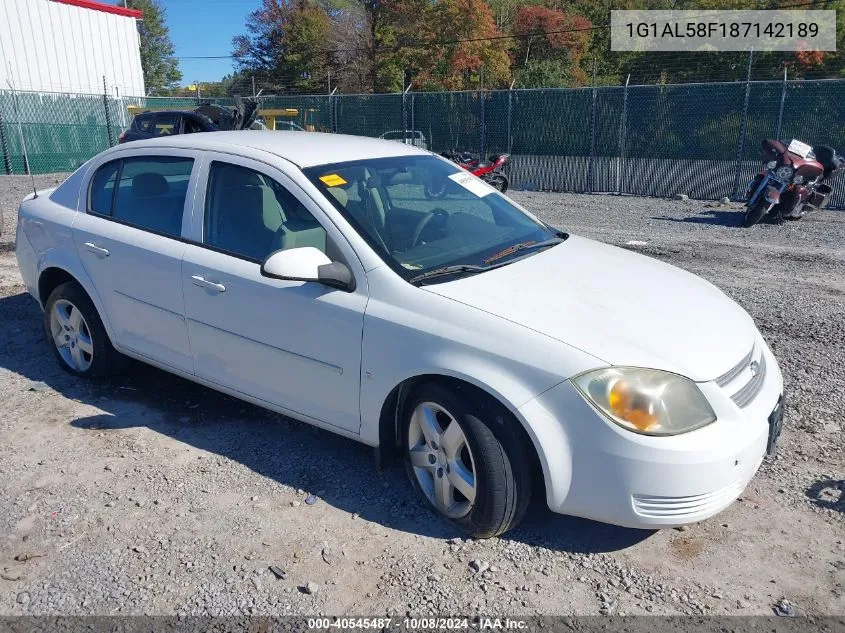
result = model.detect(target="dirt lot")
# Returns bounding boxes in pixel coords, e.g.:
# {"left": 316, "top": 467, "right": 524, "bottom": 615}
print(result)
{"left": 0, "top": 175, "right": 843, "bottom": 617}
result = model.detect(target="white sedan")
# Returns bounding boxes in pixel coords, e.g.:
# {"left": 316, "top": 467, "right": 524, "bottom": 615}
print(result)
{"left": 14, "top": 131, "right": 784, "bottom": 537}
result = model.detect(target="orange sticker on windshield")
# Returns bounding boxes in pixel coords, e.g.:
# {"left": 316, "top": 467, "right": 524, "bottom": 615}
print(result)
{"left": 320, "top": 174, "right": 347, "bottom": 187}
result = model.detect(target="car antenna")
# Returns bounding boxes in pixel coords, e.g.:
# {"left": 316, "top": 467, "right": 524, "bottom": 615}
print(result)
{"left": 6, "top": 72, "right": 37, "bottom": 199}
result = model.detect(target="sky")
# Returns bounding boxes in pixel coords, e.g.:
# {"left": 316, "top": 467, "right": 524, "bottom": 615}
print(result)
{"left": 158, "top": 0, "right": 261, "bottom": 84}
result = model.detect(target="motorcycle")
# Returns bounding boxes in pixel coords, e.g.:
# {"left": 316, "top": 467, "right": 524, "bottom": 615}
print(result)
{"left": 743, "top": 138, "right": 843, "bottom": 228}
{"left": 442, "top": 150, "right": 511, "bottom": 193}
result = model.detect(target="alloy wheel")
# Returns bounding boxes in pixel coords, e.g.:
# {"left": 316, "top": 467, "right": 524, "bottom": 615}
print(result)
{"left": 407, "top": 402, "right": 477, "bottom": 519}
{"left": 50, "top": 299, "right": 94, "bottom": 372}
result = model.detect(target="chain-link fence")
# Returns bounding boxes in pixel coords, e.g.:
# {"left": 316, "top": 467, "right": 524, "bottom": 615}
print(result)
{"left": 1, "top": 79, "right": 844, "bottom": 207}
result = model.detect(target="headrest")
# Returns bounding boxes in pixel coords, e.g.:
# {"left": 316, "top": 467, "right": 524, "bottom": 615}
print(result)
{"left": 132, "top": 172, "right": 169, "bottom": 198}
{"left": 218, "top": 185, "right": 263, "bottom": 213}
{"left": 218, "top": 167, "right": 263, "bottom": 188}
{"left": 326, "top": 186, "right": 348, "bottom": 207}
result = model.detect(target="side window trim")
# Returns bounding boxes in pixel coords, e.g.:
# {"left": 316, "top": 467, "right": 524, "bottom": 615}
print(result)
{"left": 109, "top": 160, "right": 124, "bottom": 215}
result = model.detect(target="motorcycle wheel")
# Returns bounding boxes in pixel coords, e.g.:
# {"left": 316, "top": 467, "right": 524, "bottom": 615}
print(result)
{"left": 484, "top": 172, "right": 509, "bottom": 193}
{"left": 742, "top": 200, "right": 770, "bottom": 228}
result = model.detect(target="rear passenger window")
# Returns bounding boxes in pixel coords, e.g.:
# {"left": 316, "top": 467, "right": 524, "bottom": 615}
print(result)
{"left": 153, "top": 113, "right": 178, "bottom": 136}
{"left": 87, "top": 156, "right": 193, "bottom": 238}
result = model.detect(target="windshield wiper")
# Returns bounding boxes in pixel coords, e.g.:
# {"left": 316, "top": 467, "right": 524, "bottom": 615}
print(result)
{"left": 484, "top": 236, "right": 566, "bottom": 264}
{"left": 409, "top": 264, "right": 488, "bottom": 286}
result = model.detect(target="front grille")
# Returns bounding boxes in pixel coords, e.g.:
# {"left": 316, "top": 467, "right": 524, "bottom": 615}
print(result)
{"left": 715, "top": 348, "right": 754, "bottom": 387}
{"left": 632, "top": 479, "right": 745, "bottom": 519}
{"left": 715, "top": 344, "right": 766, "bottom": 408}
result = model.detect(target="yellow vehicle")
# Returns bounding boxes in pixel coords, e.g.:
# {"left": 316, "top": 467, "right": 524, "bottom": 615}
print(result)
{"left": 256, "top": 108, "right": 320, "bottom": 132}
{"left": 125, "top": 105, "right": 321, "bottom": 132}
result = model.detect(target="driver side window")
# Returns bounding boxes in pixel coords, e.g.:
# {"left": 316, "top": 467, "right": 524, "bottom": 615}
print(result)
{"left": 203, "top": 162, "right": 327, "bottom": 262}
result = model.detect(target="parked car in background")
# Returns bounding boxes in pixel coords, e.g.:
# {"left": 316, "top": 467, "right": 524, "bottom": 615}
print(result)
{"left": 120, "top": 98, "right": 259, "bottom": 144}
{"left": 379, "top": 130, "right": 428, "bottom": 150}
{"left": 118, "top": 110, "right": 216, "bottom": 144}
{"left": 15, "top": 131, "right": 784, "bottom": 538}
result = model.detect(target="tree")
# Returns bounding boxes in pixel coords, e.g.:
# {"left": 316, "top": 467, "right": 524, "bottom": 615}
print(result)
{"left": 124, "top": 0, "right": 182, "bottom": 93}
{"left": 232, "top": 0, "right": 334, "bottom": 94}
{"left": 512, "top": 4, "right": 591, "bottom": 87}
{"left": 425, "top": 0, "right": 512, "bottom": 90}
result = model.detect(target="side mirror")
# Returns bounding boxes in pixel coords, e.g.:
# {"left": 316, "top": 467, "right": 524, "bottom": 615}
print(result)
{"left": 260, "top": 247, "right": 355, "bottom": 292}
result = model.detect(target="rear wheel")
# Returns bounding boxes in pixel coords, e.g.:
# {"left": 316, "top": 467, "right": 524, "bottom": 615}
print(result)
{"left": 402, "top": 382, "right": 531, "bottom": 538}
{"left": 742, "top": 200, "right": 770, "bottom": 228}
{"left": 43, "top": 281, "right": 128, "bottom": 378}
{"left": 483, "top": 172, "right": 509, "bottom": 193}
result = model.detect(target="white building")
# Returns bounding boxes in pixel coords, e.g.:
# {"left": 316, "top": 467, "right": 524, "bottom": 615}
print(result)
{"left": 0, "top": 0, "right": 145, "bottom": 96}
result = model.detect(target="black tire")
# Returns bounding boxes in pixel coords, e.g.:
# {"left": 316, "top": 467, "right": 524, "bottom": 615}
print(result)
{"left": 402, "top": 382, "right": 531, "bottom": 538}
{"left": 484, "top": 172, "right": 509, "bottom": 193}
{"left": 43, "top": 281, "right": 129, "bottom": 378}
{"left": 742, "top": 200, "right": 769, "bottom": 228}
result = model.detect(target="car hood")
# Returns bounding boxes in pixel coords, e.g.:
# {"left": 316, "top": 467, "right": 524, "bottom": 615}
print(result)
{"left": 423, "top": 235, "right": 757, "bottom": 382}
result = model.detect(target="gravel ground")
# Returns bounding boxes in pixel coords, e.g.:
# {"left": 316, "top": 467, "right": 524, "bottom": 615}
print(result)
{"left": 0, "top": 174, "right": 843, "bottom": 617}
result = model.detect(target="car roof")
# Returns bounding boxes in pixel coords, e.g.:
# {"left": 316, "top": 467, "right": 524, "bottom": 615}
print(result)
{"left": 111, "top": 130, "right": 430, "bottom": 168}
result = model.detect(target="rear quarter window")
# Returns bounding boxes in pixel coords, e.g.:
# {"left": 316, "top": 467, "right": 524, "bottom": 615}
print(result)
{"left": 89, "top": 160, "right": 120, "bottom": 214}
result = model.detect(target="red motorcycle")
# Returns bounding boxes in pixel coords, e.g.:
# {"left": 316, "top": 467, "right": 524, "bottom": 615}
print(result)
{"left": 442, "top": 150, "right": 511, "bottom": 192}
{"left": 743, "top": 139, "right": 842, "bottom": 227}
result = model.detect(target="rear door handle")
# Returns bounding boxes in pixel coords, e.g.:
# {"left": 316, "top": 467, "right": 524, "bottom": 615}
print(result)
{"left": 191, "top": 275, "right": 226, "bottom": 293}
{"left": 84, "top": 242, "right": 110, "bottom": 257}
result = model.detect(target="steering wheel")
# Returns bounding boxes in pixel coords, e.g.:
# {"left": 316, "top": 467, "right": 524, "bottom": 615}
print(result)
{"left": 411, "top": 208, "right": 449, "bottom": 248}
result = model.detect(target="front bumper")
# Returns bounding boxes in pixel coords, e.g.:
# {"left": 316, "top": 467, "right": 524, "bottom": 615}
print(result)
{"left": 518, "top": 335, "right": 783, "bottom": 529}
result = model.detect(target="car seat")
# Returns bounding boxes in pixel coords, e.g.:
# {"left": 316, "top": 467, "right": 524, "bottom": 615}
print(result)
{"left": 126, "top": 172, "right": 183, "bottom": 236}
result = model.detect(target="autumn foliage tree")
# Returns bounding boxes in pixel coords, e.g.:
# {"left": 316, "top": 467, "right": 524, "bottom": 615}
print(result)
{"left": 512, "top": 5, "right": 591, "bottom": 87}
{"left": 426, "top": 0, "right": 512, "bottom": 90}
{"left": 232, "top": 0, "right": 333, "bottom": 94}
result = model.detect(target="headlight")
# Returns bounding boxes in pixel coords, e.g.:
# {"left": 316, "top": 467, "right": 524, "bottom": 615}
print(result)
{"left": 775, "top": 165, "right": 794, "bottom": 180}
{"left": 766, "top": 160, "right": 777, "bottom": 169}
{"left": 572, "top": 367, "right": 716, "bottom": 436}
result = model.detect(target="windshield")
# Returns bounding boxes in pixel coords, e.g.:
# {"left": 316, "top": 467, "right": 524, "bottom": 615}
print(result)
{"left": 304, "top": 155, "right": 562, "bottom": 283}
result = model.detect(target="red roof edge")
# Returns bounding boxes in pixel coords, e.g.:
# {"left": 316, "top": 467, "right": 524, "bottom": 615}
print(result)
{"left": 52, "top": 0, "right": 143, "bottom": 19}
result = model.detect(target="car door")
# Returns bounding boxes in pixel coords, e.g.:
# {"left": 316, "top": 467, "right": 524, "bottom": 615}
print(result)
{"left": 72, "top": 150, "right": 200, "bottom": 373}
{"left": 181, "top": 153, "right": 368, "bottom": 434}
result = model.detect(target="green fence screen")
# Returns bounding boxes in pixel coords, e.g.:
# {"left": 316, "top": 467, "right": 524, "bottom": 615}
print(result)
{"left": 1, "top": 80, "right": 843, "bottom": 207}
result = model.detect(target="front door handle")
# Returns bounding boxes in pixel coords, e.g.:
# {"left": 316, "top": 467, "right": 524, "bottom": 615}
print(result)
{"left": 84, "top": 242, "right": 110, "bottom": 257}
{"left": 191, "top": 275, "right": 226, "bottom": 293}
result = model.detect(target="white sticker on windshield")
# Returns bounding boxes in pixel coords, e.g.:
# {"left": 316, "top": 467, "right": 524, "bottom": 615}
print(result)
{"left": 448, "top": 171, "right": 496, "bottom": 197}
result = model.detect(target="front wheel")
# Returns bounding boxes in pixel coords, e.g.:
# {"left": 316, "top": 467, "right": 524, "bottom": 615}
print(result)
{"left": 742, "top": 199, "right": 770, "bottom": 228}
{"left": 402, "top": 382, "right": 531, "bottom": 538}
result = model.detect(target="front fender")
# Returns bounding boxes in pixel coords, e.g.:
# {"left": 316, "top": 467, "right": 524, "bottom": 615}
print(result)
{"left": 358, "top": 268, "right": 604, "bottom": 446}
